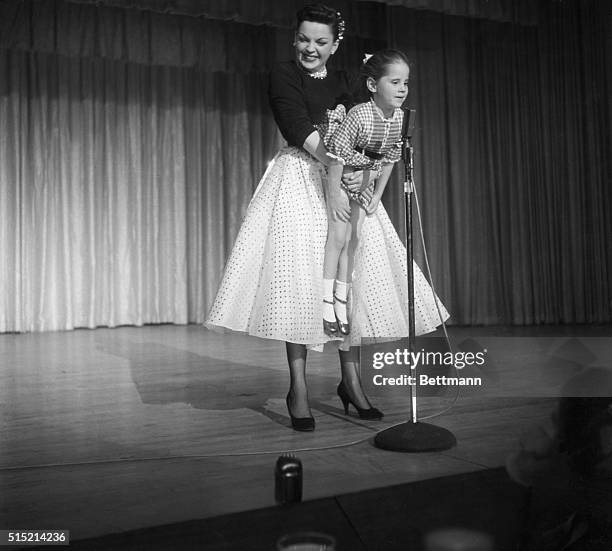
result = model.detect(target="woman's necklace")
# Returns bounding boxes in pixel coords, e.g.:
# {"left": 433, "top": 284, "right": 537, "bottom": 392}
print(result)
{"left": 307, "top": 66, "right": 327, "bottom": 79}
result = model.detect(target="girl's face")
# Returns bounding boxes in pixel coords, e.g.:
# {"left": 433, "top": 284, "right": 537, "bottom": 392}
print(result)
{"left": 368, "top": 61, "right": 410, "bottom": 115}
{"left": 294, "top": 21, "right": 339, "bottom": 74}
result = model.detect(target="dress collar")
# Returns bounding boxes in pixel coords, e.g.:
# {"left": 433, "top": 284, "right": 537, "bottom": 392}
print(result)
{"left": 370, "top": 99, "right": 400, "bottom": 123}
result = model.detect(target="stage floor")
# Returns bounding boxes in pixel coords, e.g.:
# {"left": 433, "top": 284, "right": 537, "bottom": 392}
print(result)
{"left": 1, "top": 324, "right": 610, "bottom": 541}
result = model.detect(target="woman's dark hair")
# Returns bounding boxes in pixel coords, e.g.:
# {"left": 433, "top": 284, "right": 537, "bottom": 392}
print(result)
{"left": 296, "top": 3, "right": 345, "bottom": 42}
{"left": 355, "top": 49, "right": 410, "bottom": 102}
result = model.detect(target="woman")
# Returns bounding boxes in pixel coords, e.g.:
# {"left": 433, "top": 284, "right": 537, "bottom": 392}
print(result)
{"left": 206, "top": 4, "right": 448, "bottom": 431}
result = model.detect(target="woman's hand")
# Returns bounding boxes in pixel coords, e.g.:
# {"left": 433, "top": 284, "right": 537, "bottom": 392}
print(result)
{"left": 328, "top": 187, "right": 351, "bottom": 222}
{"left": 341, "top": 170, "right": 363, "bottom": 193}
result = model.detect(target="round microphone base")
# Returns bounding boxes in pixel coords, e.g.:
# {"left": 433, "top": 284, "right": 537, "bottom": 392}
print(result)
{"left": 374, "top": 421, "right": 456, "bottom": 452}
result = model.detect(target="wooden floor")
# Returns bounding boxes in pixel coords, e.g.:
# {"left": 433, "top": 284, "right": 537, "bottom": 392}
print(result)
{"left": 0, "top": 324, "right": 610, "bottom": 541}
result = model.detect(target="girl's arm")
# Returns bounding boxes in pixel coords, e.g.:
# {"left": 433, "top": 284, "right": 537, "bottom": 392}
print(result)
{"left": 365, "top": 162, "right": 394, "bottom": 215}
{"left": 365, "top": 114, "right": 403, "bottom": 215}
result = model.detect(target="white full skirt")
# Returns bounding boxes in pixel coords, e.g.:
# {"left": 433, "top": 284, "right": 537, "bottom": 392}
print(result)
{"left": 205, "top": 147, "right": 449, "bottom": 351}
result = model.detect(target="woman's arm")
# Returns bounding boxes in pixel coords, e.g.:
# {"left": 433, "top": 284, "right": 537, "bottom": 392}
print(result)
{"left": 269, "top": 63, "right": 317, "bottom": 148}
{"left": 268, "top": 63, "right": 357, "bottom": 221}
{"left": 303, "top": 131, "right": 364, "bottom": 191}
{"left": 303, "top": 131, "right": 336, "bottom": 166}
{"left": 304, "top": 132, "right": 350, "bottom": 222}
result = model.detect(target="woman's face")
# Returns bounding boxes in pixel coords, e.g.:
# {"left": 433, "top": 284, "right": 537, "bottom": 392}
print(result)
{"left": 294, "top": 21, "right": 338, "bottom": 73}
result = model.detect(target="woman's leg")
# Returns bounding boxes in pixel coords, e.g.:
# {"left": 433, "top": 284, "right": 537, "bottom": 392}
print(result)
{"left": 338, "top": 346, "right": 375, "bottom": 410}
{"left": 286, "top": 341, "right": 312, "bottom": 418}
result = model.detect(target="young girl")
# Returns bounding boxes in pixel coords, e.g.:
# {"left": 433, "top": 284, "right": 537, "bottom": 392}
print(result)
{"left": 322, "top": 49, "right": 409, "bottom": 337}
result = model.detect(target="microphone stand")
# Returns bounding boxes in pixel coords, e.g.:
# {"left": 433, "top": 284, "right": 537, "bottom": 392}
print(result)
{"left": 373, "top": 110, "right": 456, "bottom": 452}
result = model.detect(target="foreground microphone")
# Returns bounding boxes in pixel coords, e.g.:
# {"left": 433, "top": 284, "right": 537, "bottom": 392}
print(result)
{"left": 402, "top": 108, "right": 416, "bottom": 140}
{"left": 275, "top": 455, "right": 302, "bottom": 504}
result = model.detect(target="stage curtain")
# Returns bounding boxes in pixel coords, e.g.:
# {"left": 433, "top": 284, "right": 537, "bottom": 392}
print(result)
{"left": 0, "top": 0, "right": 385, "bottom": 69}
{"left": 385, "top": 1, "right": 611, "bottom": 324}
{"left": 49, "top": 0, "right": 541, "bottom": 26}
{"left": 0, "top": 0, "right": 383, "bottom": 333}
{"left": 357, "top": 0, "right": 538, "bottom": 24}
{"left": 0, "top": 0, "right": 610, "bottom": 333}
{"left": 0, "top": 48, "right": 284, "bottom": 332}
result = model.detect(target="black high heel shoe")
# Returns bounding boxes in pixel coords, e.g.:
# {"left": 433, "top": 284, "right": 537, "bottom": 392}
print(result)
{"left": 286, "top": 392, "right": 315, "bottom": 432}
{"left": 323, "top": 298, "right": 339, "bottom": 337}
{"left": 333, "top": 294, "right": 350, "bottom": 336}
{"left": 337, "top": 382, "right": 384, "bottom": 420}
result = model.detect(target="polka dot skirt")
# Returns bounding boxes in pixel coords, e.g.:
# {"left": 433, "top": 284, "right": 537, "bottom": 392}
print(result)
{"left": 205, "top": 147, "right": 449, "bottom": 351}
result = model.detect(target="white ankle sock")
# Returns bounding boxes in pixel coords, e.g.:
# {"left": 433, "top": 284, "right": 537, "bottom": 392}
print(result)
{"left": 334, "top": 280, "right": 350, "bottom": 324}
{"left": 323, "top": 278, "right": 336, "bottom": 322}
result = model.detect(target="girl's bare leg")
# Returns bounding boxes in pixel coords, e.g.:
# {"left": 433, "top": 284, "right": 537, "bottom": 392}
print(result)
{"left": 323, "top": 168, "right": 351, "bottom": 331}
{"left": 323, "top": 214, "right": 349, "bottom": 331}
{"left": 346, "top": 202, "right": 366, "bottom": 282}
{"left": 334, "top": 202, "right": 366, "bottom": 327}
{"left": 286, "top": 342, "right": 312, "bottom": 418}
{"left": 333, "top": 221, "right": 352, "bottom": 326}
{"left": 323, "top": 215, "right": 350, "bottom": 279}
{"left": 335, "top": 221, "right": 351, "bottom": 284}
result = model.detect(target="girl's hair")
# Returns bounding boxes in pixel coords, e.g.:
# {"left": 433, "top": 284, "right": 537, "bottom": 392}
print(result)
{"left": 296, "top": 4, "right": 345, "bottom": 42}
{"left": 356, "top": 49, "right": 410, "bottom": 101}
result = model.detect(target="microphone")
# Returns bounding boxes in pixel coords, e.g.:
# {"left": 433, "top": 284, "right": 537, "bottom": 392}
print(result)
{"left": 402, "top": 108, "right": 416, "bottom": 140}
{"left": 275, "top": 455, "right": 302, "bottom": 504}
